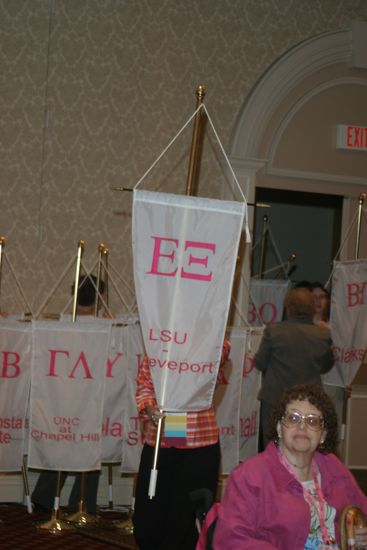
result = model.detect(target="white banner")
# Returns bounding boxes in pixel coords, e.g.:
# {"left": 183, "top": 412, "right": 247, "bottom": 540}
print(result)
{"left": 121, "top": 320, "right": 145, "bottom": 473}
{"left": 214, "top": 327, "right": 247, "bottom": 474}
{"left": 28, "top": 320, "right": 111, "bottom": 471}
{"left": 323, "top": 260, "right": 367, "bottom": 387}
{"left": 101, "top": 322, "right": 128, "bottom": 462}
{"left": 59, "top": 315, "right": 127, "bottom": 463}
{"left": 132, "top": 190, "right": 245, "bottom": 412}
{"left": 0, "top": 321, "right": 32, "bottom": 471}
{"left": 239, "top": 329, "right": 263, "bottom": 462}
{"left": 248, "top": 279, "right": 289, "bottom": 326}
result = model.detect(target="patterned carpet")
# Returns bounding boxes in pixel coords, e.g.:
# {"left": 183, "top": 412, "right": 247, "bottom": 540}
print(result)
{"left": 2, "top": 471, "right": 366, "bottom": 549}
{"left": 0, "top": 503, "right": 138, "bottom": 550}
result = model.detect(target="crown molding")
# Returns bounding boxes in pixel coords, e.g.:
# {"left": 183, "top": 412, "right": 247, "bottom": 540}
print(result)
{"left": 230, "top": 30, "right": 352, "bottom": 159}
{"left": 266, "top": 165, "right": 367, "bottom": 187}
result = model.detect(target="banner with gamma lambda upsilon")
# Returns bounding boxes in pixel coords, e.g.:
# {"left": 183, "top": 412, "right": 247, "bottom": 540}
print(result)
{"left": 28, "top": 319, "right": 112, "bottom": 471}
{"left": 60, "top": 315, "right": 128, "bottom": 462}
{"left": 132, "top": 189, "right": 246, "bottom": 411}
{"left": 0, "top": 320, "right": 32, "bottom": 472}
{"left": 48, "top": 315, "right": 139, "bottom": 464}
{"left": 322, "top": 260, "right": 367, "bottom": 388}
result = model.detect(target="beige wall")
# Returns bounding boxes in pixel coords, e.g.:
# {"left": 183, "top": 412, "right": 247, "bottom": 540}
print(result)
{"left": 1, "top": 1, "right": 367, "bottom": 314}
{"left": 1, "top": 0, "right": 367, "bottom": 505}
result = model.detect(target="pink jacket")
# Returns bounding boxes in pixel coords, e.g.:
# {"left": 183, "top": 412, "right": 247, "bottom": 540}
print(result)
{"left": 213, "top": 442, "right": 367, "bottom": 549}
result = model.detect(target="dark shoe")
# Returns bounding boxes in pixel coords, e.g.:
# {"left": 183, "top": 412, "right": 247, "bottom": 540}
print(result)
{"left": 32, "top": 502, "right": 51, "bottom": 514}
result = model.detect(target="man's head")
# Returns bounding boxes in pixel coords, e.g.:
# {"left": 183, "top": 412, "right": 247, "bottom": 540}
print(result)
{"left": 284, "top": 287, "right": 315, "bottom": 320}
{"left": 72, "top": 275, "right": 105, "bottom": 313}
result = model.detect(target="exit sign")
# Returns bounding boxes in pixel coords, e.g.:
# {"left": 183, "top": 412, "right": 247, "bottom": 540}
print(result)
{"left": 336, "top": 125, "right": 367, "bottom": 151}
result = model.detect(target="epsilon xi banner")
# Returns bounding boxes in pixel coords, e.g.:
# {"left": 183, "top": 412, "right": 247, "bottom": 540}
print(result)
{"left": 132, "top": 190, "right": 245, "bottom": 412}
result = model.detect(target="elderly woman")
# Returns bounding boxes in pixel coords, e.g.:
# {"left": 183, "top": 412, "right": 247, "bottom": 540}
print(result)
{"left": 213, "top": 384, "right": 367, "bottom": 549}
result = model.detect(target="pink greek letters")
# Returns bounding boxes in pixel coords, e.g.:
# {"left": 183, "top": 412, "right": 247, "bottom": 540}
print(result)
{"left": 147, "top": 236, "right": 216, "bottom": 282}
{"left": 346, "top": 282, "right": 367, "bottom": 307}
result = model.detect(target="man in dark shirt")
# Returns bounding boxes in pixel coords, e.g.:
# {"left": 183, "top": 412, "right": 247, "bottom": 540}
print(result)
{"left": 254, "top": 287, "right": 334, "bottom": 447}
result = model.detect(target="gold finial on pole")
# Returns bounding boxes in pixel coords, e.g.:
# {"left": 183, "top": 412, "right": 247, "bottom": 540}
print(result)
{"left": 72, "top": 240, "right": 85, "bottom": 322}
{"left": 185, "top": 85, "right": 206, "bottom": 197}
{"left": 355, "top": 192, "right": 366, "bottom": 259}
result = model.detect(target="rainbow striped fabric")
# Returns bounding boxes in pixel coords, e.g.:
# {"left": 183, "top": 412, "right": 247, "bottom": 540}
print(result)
{"left": 163, "top": 413, "right": 187, "bottom": 446}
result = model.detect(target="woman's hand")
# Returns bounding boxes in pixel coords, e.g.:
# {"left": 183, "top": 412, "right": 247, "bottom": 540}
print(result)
{"left": 145, "top": 406, "right": 165, "bottom": 426}
{"left": 355, "top": 526, "right": 367, "bottom": 549}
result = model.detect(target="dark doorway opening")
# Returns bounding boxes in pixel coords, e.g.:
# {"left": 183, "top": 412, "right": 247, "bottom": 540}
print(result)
{"left": 252, "top": 188, "right": 343, "bottom": 285}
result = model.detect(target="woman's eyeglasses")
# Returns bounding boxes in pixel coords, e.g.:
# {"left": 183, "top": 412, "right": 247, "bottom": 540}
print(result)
{"left": 281, "top": 411, "right": 324, "bottom": 431}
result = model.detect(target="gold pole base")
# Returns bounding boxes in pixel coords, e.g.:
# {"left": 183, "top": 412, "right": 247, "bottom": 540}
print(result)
{"left": 66, "top": 509, "right": 99, "bottom": 527}
{"left": 36, "top": 509, "right": 75, "bottom": 533}
{"left": 113, "top": 518, "right": 134, "bottom": 534}
{"left": 113, "top": 510, "right": 134, "bottom": 534}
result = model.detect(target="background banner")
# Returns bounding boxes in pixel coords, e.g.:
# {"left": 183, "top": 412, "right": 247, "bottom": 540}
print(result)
{"left": 214, "top": 327, "right": 247, "bottom": 474}
{"left": 28, "top": 319, "right": 111, "bottom": 471}
{"left": 248, "top": 279, "right": 289, "bottom": 326}
{"left": 0, "top": 320, "right": 32, "bottom": 472}
{"left": 323, "top": 260, "right": 367, "bottom": 387}
{"left": 132, "top": 189, "right": 245, "bottom": 412}
{"left": 60, "top": 315, "right": 126, "bottom": 463}
{"left": 101, "top": 321, "right": 128, "bottom": 462}
{"left": 239, "top": 329, "right": 263, "bottom": 462}
{"left": 121, "top": 320, "right": 145, "bottom": 473}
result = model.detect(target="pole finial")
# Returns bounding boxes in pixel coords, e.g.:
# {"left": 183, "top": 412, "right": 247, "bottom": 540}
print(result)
{"left": 196, "top": 85, "right": 205, "bottom": 102}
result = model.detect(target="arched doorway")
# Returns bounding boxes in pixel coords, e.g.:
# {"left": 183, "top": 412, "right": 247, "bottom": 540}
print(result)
{"left": 227, "top": 25, "right": 367, "bottom": 317}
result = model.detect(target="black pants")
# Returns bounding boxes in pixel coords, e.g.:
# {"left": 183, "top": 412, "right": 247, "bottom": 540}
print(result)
{"left": 133, "top": 442, "right": 220, "bottom": 550}
{"left": 31, "top": 470, "right": 100, "bottom": 513}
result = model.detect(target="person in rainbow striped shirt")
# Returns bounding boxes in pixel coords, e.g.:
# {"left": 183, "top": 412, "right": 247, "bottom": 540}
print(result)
{"left": 133, "top": 340, "right": 230, "bottom": 550}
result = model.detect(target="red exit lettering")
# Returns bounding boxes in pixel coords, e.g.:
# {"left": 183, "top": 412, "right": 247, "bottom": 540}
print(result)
{"left": 346, "top": 126, "right": 367, "bottom": 149}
